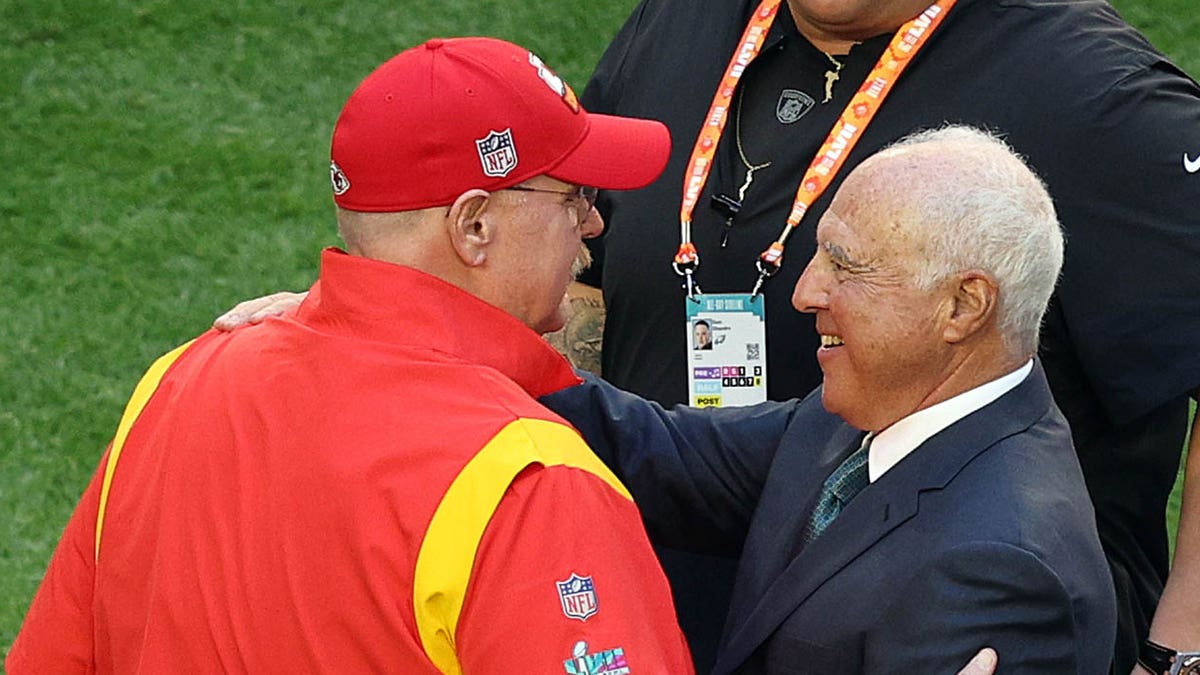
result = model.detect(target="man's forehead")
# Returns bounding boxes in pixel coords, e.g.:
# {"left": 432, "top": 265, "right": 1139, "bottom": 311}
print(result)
{"left": 814, "top": 204, "right": 860, "bottom": 249}
{"left": 820, "top": 174, "right": 918, "bottom": 239}
{"left": 815, "top": 198, "right": 919, "bottom": 271}
{"left": 815, "top": 205, "right": 848, "bottom": 236}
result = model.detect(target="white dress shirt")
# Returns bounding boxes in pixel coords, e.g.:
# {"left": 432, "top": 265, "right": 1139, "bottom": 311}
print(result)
{"left": 868, "top": 360, "right": 1034, "bottom": 483}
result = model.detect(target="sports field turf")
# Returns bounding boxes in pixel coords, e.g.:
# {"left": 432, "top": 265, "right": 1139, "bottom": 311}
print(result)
{"left": 2, "top": 0, "right": 1195, "bottom": 655}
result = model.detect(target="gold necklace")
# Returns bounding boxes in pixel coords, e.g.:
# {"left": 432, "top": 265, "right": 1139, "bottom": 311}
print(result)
{"left": 734, "top": 85, "right": 772, "bottom": 203}
{"left": 822, "top": 51, "right": 844, "bottom": 104}
{"left": 715, "top": 86, "right": 774, "bottom": 247}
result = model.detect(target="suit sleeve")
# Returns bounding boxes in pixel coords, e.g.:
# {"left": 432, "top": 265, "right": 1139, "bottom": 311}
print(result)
{"left": 863, "top": 542, "right": 1090, "bottom": 674}
{"left": 5, "top": 449, "right": 108, "bottom": 675}
{"left": 540, "top": 373, "right": 803, "bottom": 555}
{"left": 455, "top": 463, "right": 694, "bottom": 675}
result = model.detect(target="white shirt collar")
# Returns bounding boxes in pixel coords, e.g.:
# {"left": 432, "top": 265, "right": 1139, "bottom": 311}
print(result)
{"left": 867, "top": 360, "right": 1033, "bottom": 483}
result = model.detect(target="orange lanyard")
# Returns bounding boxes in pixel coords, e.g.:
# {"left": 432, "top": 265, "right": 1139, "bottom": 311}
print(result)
{"left": 673, "top": 0, "right": 958, "bottom": 298}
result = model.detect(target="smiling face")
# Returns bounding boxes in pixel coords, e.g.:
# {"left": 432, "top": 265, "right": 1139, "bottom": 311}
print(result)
{"left": 791, "top": 165, "right": 957, "bottom": 431}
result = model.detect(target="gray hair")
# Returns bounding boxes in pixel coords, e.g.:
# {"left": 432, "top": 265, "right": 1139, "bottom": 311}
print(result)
{"left": 878, "top": 125, "right": 1064, "bottom": 355}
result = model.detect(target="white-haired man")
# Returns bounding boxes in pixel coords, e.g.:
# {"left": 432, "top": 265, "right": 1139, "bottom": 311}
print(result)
{"left": 541, "top": 126, "right": 1118, "bottom": 673}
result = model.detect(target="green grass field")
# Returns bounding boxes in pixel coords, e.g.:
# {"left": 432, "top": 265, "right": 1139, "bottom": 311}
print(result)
{"left": 2, "top": 0, "right": 1195, "bottom": 656}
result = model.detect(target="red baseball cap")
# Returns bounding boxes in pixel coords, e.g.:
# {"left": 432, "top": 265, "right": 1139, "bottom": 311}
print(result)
{"left": 329, "top": 37, "right": 671, "bottom": 212}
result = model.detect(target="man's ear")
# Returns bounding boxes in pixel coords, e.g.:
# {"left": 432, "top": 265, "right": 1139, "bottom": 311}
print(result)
{"left": 445, "top": 189, "right": 495, "bottom": 267}
{"left": 943, "top": 270, "right": 999, "bottom": 344}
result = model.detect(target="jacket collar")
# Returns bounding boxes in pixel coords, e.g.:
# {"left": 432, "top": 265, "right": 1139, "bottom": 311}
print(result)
{"left": 294, "top": 248, "right": 581, "bottom": 398}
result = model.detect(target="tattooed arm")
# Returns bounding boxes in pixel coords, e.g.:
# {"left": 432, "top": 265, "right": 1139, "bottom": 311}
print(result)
{"left": 544, "top": 282, "right": 605, "bottom": 375}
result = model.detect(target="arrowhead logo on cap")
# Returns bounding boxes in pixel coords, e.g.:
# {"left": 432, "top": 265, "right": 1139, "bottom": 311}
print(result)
{"left": 528, "top": 52, "right": 580, "bottom": 113}
{"left": 330, "top": 161, "right": 351, "bottom": 195}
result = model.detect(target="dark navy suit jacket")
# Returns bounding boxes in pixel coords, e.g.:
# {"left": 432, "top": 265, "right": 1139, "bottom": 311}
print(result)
{"left": 541, "top": 363, "right": 1116, "bottom": 674}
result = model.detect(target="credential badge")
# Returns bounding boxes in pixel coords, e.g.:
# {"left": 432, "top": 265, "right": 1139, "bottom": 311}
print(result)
{"left": 556, "top": 573, "right": 598, "bottom": 621}
{"left": 330, "top": 161, "right": 351, "bottom": 195}
{"left": 776, "top": 89, "right": 815, "bottom": 124}
{"left": 476, "top": 128, "right": 518, "bottom": 177}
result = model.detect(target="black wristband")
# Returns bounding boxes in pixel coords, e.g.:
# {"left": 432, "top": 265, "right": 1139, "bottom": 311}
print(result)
{"left": 1139, "top": 639, "right": 1176, "bottom": 675}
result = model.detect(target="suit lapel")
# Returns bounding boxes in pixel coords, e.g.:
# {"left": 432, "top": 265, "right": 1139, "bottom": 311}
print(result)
{"left": 713, "top": 362, "right": 1055, "bottom": 674}
{"left": 721, "top": 419, "right": 863, "bottom": 632}
{"left": 714, "top": 452, "right": 916, "bottom": 674}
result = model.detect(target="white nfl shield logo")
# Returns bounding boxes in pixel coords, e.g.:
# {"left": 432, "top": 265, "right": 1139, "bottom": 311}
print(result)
{"left": 476, "top": 128, "right": 518, "bottom": 177}
{"left": 556, "top": 573, "right": 598, "bottom": 621}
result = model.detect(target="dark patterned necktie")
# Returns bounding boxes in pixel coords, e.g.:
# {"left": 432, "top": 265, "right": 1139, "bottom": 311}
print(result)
{"left": 801, "top": 434, "right": 873, "bottom": 546}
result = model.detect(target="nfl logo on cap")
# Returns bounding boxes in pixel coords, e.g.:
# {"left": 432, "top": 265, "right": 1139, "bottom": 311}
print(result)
{"left": 327, "top": 37, "right": 669, "bottom": 212}
{"left": 476, "top": 128, "right": 518, "bottom": 177}
{"left": 556, "top": 573, "right": 598, "bottom": 621}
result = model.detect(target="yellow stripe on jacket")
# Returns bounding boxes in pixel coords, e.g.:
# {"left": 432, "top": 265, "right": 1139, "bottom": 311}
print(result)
{"left": 413, "top": 417, "right": 632, "bottom": 675}
{"left": 94, "top": 340, "right": 196, "bottom": 562}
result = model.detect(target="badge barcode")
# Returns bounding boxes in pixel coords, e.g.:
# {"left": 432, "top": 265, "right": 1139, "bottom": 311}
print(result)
{"left": 746, "top": 343, "right": 761, "bottom": 361}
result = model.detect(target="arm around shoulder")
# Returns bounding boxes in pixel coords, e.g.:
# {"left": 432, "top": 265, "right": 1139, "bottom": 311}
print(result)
{"left": 540, "top": 373, "right": 803, "bottom": 553}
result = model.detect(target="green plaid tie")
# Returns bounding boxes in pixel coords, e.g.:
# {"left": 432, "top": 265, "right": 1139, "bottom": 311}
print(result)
{"left": 801, "top": 434, "right": 873, "bottom": 546}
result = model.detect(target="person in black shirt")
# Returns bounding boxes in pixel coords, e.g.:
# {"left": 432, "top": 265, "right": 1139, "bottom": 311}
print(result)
{"left": 570, "top": 0, "right": 1200, "bottom": 672}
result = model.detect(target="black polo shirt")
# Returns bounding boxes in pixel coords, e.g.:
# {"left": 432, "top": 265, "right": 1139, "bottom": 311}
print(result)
{"left": 581, "top": 0, "right": 1200, "bottom": 670}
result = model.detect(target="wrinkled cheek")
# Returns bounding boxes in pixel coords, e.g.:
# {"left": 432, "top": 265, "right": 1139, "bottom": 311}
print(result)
{"left": 819, "top": 353, "right": 867, "bottom": 413}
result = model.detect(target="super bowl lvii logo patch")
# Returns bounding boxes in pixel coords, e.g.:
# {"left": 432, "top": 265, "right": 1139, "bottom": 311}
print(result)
{"left": 476, "top": 128, "right": 518, "bottom": 177}
{"left": 556, "top": 573, "right": 598, "bottom": 621}
{"left": 563, "top": 641, "right": 631, "bottom": 675}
